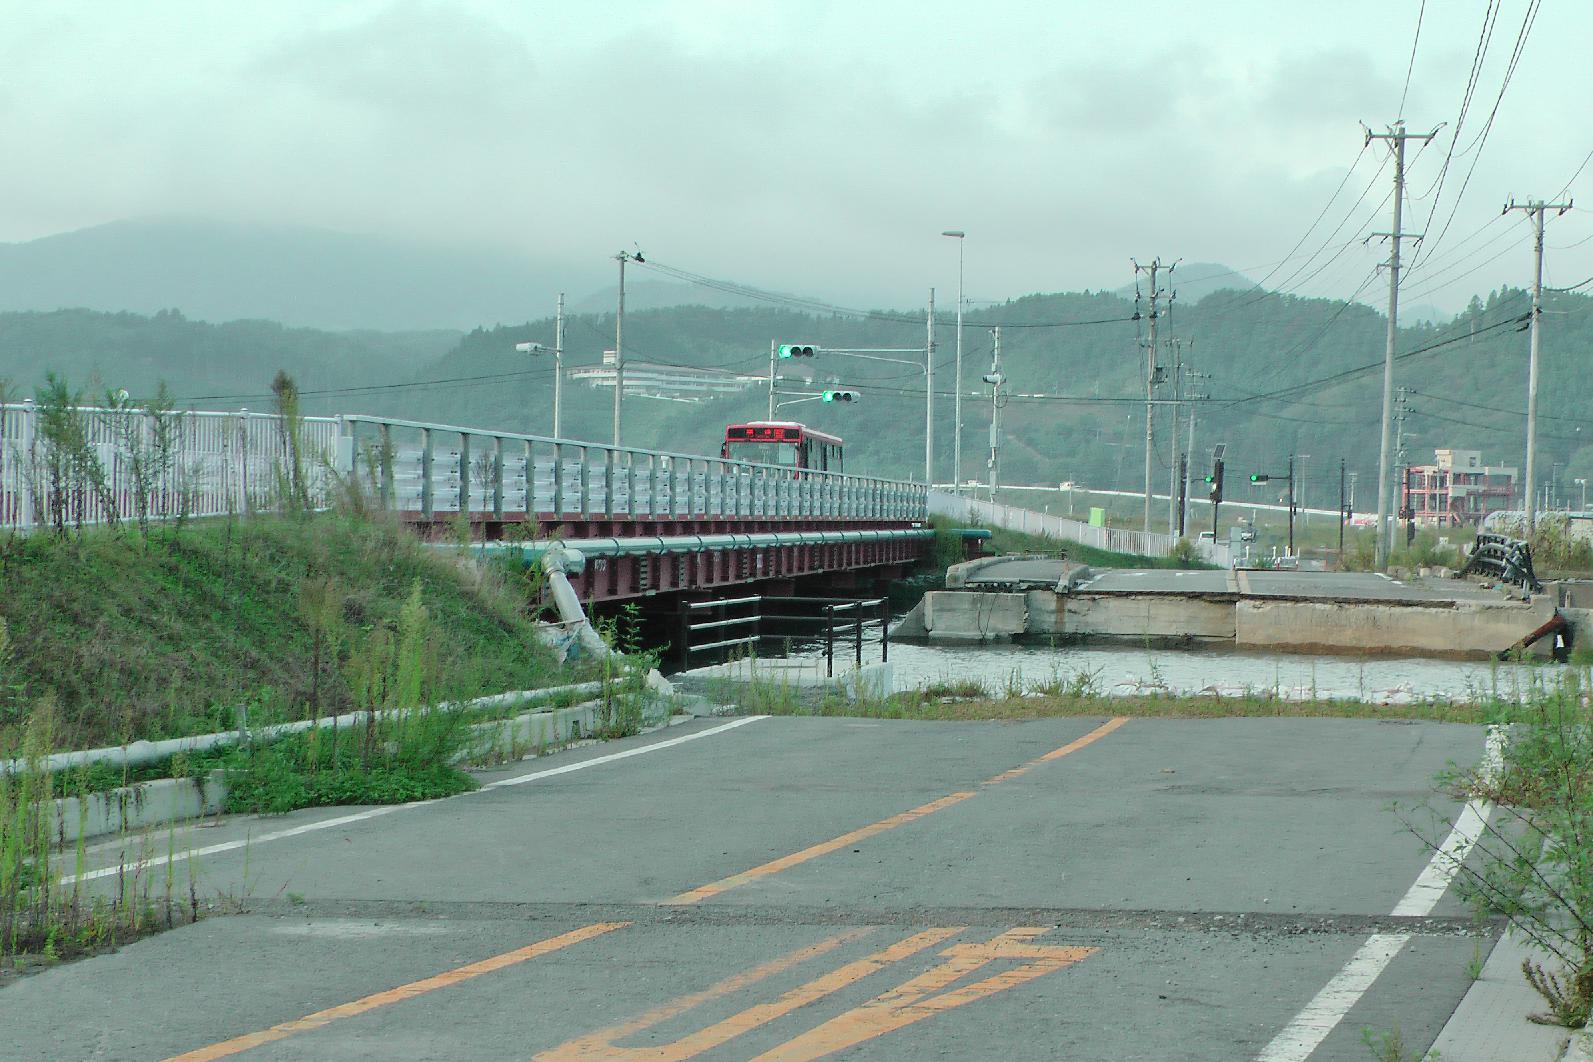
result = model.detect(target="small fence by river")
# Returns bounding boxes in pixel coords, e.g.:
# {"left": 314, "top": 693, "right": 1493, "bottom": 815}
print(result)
{"left": 928, "top": 490, "right": 1232, "bottom": 567}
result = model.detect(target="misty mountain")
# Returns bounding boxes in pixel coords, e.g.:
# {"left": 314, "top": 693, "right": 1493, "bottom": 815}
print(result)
{"left": 0, "top": 218, "right": 599, "bottom": 332}
{"left": 569, "top": 281, "right": 771, "bottom": 315}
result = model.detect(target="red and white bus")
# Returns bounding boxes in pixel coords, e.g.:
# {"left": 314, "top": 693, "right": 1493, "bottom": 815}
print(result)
{"left": 720, "top": 421, "right": 843, "bottom": 473}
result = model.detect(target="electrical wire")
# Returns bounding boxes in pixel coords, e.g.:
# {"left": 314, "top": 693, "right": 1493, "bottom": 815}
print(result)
{"left": 1398, "top": 0, "right": 1427, "bottom": 119}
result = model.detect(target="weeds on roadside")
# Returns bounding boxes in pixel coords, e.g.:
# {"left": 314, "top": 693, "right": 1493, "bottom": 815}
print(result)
{"left": 1401, "top": 667, "right": 1593, "bottom": 1028}
{"left": 1360, "top": 1025, "right": 1438, "bottom": 1062}
{"left": 0, "top": 700, "right": 214, "bottom": 969}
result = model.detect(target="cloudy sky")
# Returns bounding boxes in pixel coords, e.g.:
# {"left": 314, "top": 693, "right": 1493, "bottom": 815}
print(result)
{"left": 3, "top": 0, "right": 1589, "bottom": 314}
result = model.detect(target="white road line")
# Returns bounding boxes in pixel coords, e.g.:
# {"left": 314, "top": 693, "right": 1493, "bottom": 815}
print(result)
{"left": 1255, "top": 793, "right": 1491, "bottom": 1062}
{"left": 63, "top": 716, "right": 767, "bottom": 885}
{"left": 480, "top": 715, "right": 766, "bottom": 788}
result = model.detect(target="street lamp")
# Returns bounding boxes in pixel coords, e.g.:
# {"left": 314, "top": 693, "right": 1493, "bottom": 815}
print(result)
{"left": 941, "top": 231, "right": 965, "bottom": 492}
{"left": 513, "top": 292, "right": 565, "bottom": 438}
{"left": 1577, "top": 478, "right": 1587, "bottom": 512}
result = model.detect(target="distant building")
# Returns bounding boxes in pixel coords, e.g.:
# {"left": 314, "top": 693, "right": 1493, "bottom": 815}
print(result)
{"left": 1402, "top": 448, "right": 1517, "bottom": 526}
{"left": 568, "top": 350, "right": 772, "bottom": 403}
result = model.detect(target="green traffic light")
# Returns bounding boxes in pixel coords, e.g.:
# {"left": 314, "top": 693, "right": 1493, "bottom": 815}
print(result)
{"left": 1250, "top": 473, "right": 1269, "bottom": 483}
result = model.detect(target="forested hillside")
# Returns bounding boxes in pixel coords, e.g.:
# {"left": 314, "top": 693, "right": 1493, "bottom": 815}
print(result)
{"left": 0, "top": 308, "right": 457, "bottom": 403}
{"left": 8, "top": 283, "right": 1590, "bottom": 509}
{"left": 388, "top": 284, "right": 1593, "bottom": 506}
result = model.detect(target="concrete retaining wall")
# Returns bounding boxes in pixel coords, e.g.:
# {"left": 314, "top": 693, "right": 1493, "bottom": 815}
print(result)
{"left": 922, "top": 591, "right": 1027, "bottom": 642}
{"left": 1234, "top": 596, "right": 1558, "bottom": 657}
{"left": 1058, "top": 594, "right": 1236, "bottom": 641}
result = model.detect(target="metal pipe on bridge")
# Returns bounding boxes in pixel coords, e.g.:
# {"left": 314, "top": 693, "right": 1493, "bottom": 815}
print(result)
{"left": 460, "top": 527, "right": 936, "bottom": 566}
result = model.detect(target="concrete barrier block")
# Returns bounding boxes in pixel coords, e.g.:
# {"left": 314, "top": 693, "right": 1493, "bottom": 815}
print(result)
{"left": 923, "top": 591, "right": 1026, "bottom": 641}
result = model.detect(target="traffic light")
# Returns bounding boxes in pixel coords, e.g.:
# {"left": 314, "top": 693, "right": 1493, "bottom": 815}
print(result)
{"left": 1206, "top": 458, "right": 1225, "bottom": 504}
{"left": 1249, "top": 473, "right": 1270, "bottom": 484}
{"left": 821, "top": 389, "right": 859, "bottom": 403}
{"left": 778, "top": 343, "right": 818, "bottom": 358}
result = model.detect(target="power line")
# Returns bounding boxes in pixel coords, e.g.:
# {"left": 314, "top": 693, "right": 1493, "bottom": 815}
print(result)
{"left": 1397, "top": 0, "right": 1427, "bottom": 119}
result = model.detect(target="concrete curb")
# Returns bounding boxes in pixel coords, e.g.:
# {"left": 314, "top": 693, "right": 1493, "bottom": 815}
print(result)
{"left": 1428, "top": 931, "right": 1574, "bottom": 1061}
{"left": 1564, "top": 1031, "right": 1593, "bottom": 1062}
{"left": 48, "top": 698, "right": 679, "bottom": 847}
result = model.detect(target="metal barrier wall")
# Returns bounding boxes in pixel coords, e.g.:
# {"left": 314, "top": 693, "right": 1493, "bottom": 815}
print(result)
{"left": 929, "top": 489, "right": 1234, "bottom": 567}
{"left": 341, "top": 415, "right": 927, "bottom": 523}
{"left": 1, "top": 401, "right": 342, "bottom": 531}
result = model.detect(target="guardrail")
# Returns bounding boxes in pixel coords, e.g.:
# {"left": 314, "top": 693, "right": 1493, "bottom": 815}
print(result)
{"left": 676, "top": 594, "right": 890, "bottom": 675}
{"left": 928, "top": 489, "right": 1233, "bottom": 566}
{"left": 341, "top": 414, "right": 927, "bottom": 523}
{"left": 1461, "top": 533, "right": 1543, "bottom": 592}
{"left": 1, "top": 401, "right": 342, "bottom": 531}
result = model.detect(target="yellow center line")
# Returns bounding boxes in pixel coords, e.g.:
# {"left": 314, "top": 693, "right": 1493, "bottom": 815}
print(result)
{"left": 161, "top": 715, "right": 1129, "bottom": 1059}
{"left": 160, "top": 922, "right": 629, "bottom": 1062}
{"left": 664, "top": 716, "right": 1129, "bottom": 905}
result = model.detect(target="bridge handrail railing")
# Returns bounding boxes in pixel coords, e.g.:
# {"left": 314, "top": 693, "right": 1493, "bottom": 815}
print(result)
{"left": 339, "top": 413, "right": 927, "bottom": 523}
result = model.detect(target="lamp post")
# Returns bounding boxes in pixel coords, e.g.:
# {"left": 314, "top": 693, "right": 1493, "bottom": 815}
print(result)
{"left": 1577, "top": 478, "right": 1588, "bottom": 512}
{"left": 942, "top": 230, "right": 965, "bottom": 492}
{"left": 514, "top": 293, "right": 563, "bottom": 438}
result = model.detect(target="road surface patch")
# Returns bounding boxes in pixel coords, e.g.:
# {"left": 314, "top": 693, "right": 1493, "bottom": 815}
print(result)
{"left": 665, "top": 716, "right": 1129, "bottom": 904}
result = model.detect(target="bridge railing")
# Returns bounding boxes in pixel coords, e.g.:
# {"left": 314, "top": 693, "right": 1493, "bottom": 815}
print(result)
{"left": 1, "top": 401, "right": 343, "bottom": 531}
{"left": 339, "top": 415, "right": 927, "bottom": 523}
{"left": 0, "top": 402, "right": 927, "bottom": 532}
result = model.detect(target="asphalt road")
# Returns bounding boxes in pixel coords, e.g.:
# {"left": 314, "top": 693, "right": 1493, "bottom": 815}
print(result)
{"left": 0, "top": 715, "right": 1494, "bottom": 1061}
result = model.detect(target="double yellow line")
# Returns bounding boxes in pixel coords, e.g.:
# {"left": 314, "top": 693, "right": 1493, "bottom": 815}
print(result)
{"left": 165, "top": 716, "right": 1129, "bottom": 1061}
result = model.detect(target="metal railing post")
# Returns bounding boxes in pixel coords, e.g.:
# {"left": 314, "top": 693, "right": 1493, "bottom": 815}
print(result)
{"left": 420, "top": 426, "right": 434, "bottom": 519}
{"left": 879, "top": 598, "right": 889, "bottom": 662}
{"left": 378, "top": 422, "right": 394, "bottom": 511}
{"left": 458, "top": 432, "right": 471, "bottom": 519}
{"left": 854, "top": 600, "right": 863, "bottom": 667}
{"left": 825, "top": 604, "right": 835, "bottom": 678}
{"left": 492, "top": 436, "right": 505, "bottom": 520}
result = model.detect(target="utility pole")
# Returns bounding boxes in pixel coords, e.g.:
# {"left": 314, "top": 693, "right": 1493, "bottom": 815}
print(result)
{"left": 1366, "top": 121, "right": 1437, "bottom": 568}
{"left": 613, "top": 251, "right": 640, "bottom": 447}
{"left": 553, "top": 292, "right": 565, "bottom": 438}
{"left": 985, "top": 326, "right": 1004, "bottom": 501}
{"left": 926, "top": 288, "right": 936, "bottom": 486}
{"left": 1166, "top": 337, "right": 1185, "bottom": 535}
{"left": 1133, "top": 258, "right": 1172, "bottom": 532}
{"left": 1182, "top": 366, "right": 1207, "bottom": 540}
{"left": 1503, "top": 197, "right": 1573, "bottom": 535}
{"left": 1338, "top": 458, "right": 1347, "bottom": 561}
{"left": 942, "top": 230, "right": 966, "bottom": 491}
{"left": 767, "top": 339, "right": 776, "bottom": 419}
{"left": 1287, "top": 454, "right": 1296, "bottom": 559}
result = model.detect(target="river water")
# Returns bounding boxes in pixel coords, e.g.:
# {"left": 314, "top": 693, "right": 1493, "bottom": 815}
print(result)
{"left": 685, "top": 634, "right": 1565, "bottom": 705}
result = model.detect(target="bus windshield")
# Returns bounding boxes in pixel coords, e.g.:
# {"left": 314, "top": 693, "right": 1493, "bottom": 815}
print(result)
{"left": 726, "top": 441, "right": 798, "bottom": 466}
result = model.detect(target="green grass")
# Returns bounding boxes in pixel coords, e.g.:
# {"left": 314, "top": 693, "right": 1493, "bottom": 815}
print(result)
{"left": 775, "top": 690, "right": 1494, "bottom": 725}
{"left": 0, "top": 512, "right": 581, "bottom": 752}
{"left": 928, "top": 515, "right": 1213, "bottom": 572}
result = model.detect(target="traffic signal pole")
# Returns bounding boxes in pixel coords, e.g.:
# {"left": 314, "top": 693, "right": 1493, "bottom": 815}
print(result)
{"left": 1288, "top": 453, "right": 1296, "bottom": 559}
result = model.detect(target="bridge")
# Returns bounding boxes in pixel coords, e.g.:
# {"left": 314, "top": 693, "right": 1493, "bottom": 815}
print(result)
{"left": 0, "top": 402, "right": 932, "bottom": 608}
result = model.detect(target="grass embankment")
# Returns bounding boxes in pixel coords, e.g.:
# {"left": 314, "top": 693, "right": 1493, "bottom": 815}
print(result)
{"left": 0, "top": 513, "right": 573, "bottom": 752}
{"left": 0, "top": 511, "right": 643, "bottom": 969}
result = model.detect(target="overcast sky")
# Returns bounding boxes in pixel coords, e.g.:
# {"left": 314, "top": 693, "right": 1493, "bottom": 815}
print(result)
{"left": 3, "top": 0, "right": 1589, "bottom": 314}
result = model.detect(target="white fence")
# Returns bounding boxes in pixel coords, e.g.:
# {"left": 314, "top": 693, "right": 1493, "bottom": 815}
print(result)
{"left": 929, "top": 490, "right": 1233, "bottom": 567}
{"left": 0, "top": 402, "right": 343, "bottom": 531}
